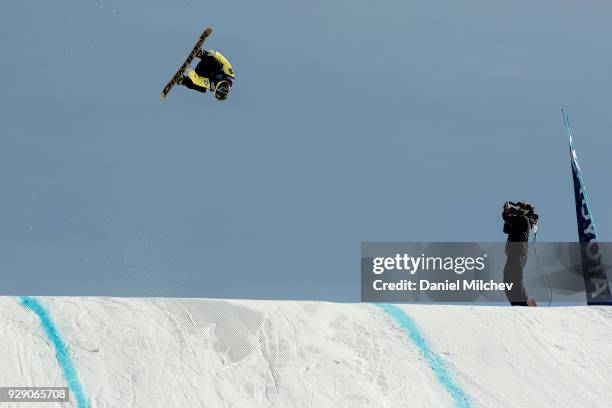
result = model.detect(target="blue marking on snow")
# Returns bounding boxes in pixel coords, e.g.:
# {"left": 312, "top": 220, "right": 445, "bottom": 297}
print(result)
{"left": 377, "top": 303, "right": 471, "bottom": 408}
{"left": 20, "top": 296, "right": 90, "bottom": 408}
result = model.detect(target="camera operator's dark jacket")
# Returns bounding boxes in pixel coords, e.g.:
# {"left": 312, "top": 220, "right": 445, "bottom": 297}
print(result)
{"left": 503, "top": 211, "right": 531, "bottom": 244}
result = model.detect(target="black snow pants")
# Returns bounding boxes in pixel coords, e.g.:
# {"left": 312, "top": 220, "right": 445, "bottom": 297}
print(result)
{"left": 503, "top": 243, "right": 529, "bottom": 306}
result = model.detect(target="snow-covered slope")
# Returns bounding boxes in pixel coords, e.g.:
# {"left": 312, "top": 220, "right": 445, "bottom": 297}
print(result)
{"left": 0, "top": 297, "right": 610, "bottom": 408}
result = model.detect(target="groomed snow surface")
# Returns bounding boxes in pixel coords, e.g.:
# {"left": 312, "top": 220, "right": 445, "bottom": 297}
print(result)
{"left": 0, "top": 297, "right": 611, "bottom": 408}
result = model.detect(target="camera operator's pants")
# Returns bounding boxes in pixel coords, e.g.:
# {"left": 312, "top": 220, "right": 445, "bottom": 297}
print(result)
{"left": 504, "top": 245, "right": 529, "bottom": 305}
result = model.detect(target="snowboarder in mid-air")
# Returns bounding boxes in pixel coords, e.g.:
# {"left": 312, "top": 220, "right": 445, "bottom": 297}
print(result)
{"left": 179, "top": 49, "right": 235, "bottom": 101}
{"left": 160, "top": 27, "right": 235, "bottom": 101}
{"left": 502, "top": 201, "right": 539, "bottom": 306}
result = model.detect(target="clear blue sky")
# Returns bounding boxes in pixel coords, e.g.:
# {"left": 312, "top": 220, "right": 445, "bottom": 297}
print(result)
{"left": 1, "top": 0, "right": 611, "bottom": 301}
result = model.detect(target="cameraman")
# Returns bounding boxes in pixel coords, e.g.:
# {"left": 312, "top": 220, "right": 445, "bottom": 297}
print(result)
{"left": 502, "top": 201, "right": 539, "bottom": 306}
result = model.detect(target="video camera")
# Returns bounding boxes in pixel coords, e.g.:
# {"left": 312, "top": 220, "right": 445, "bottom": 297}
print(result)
{"left": 504, "top": 201, "right": 533, "bottom": 216}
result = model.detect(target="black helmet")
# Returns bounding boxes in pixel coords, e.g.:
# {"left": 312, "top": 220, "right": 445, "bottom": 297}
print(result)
{"left": 214, "top": 80, "right": 230, "bottom": 101}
